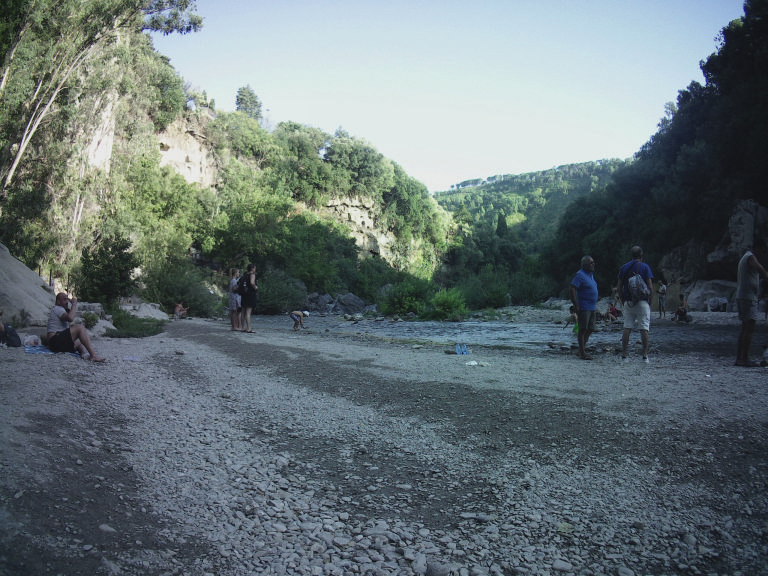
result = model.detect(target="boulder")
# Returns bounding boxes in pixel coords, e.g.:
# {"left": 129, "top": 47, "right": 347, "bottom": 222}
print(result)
{"left": 706, "top": 199, "right": 768, "bottom": 279}
{"left": 685, "top": 279, "right": 737, "bottom": 311}
{"left": 330, "top": 292, "right": 366, "bottom": 315}
{"left": 306, "top": 292, "right": 335, "bottom": 314}
{"left": 0, "top": 242, "right": 55, "bottom": 326}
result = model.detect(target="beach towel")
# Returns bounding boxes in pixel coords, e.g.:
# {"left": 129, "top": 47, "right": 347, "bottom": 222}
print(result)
{"left": 25, "top": 345, "right": 81, "bottom": 358}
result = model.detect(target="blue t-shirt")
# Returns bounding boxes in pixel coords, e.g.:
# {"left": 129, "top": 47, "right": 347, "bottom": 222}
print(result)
{"left": 618, "top": 260, "right": 654, "bottom": 301}
{"left": 571, "top": 268, "right": 598, "bottom": 311}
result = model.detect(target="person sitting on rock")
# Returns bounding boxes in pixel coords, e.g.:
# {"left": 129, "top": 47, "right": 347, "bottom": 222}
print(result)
{"left": 672, "top": 294, "right": 690, "bottom": 322}
{"left": 174, "top": 302, "right": 189, "bottom": 319}
{"left": 46, "top": 293, "right": 105, "bottom": 361}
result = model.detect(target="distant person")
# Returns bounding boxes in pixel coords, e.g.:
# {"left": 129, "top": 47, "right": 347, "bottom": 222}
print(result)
{"left": 228, "top": 268, "right": 243, "bottom": 331}
{"left": 241, "top": 263, "right": 258, "bottom": 333}
{"left": 672, "top": 294, "right": 689, "bottom": 322}
{"left": 46, "top": 293, "right": 105, "bottom": 362}
{"left": 174, "top": 302, "right": 189, "bottom": 319}
{"left": 290, "top": 310, "right": 310, "bottom": 331}
{"left": 617, "top": 246, "right": 654, "bottom": 363}
{"left": 657, "top": 280, "right": 667, "bottom": 319}
{"left": 735, "top": 238, "right": 768, "bottom": 367}
{"left": 569, "top": 255, "right": 598, "bottom": 360}
{"left": 563, "top": 305, "right": 578, "bottom": 333}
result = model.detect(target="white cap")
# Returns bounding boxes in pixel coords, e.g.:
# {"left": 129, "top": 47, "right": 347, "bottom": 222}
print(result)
{"left": 303, "top": 311, "right": 310, "bottom": 316}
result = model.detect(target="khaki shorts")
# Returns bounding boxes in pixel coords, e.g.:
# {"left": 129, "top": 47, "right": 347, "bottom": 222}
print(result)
{"left": 623, "top": 300, "right": 651, "bottom": 331}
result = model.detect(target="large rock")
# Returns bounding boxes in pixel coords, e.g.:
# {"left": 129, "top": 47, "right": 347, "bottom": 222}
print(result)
{"left": 685, "top": 279, "right": 737, "bottom": 311}
{"left": 706, "top": 199, "right": 768, "bottom": 279}
{"left": 0, "top": 242, "right": 55, "bottom": 326}
{"left": 330, "top": 292, "right": 366, "bottom": 315}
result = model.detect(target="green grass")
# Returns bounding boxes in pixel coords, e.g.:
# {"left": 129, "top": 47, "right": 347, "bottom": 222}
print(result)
{"left": 104, "top": 309, "right": 166, "bottom": 338}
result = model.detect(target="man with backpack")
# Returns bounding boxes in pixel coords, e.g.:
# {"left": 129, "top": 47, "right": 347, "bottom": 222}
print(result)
{"left": 617, "top": 246, "right": 654, "bottom": 363}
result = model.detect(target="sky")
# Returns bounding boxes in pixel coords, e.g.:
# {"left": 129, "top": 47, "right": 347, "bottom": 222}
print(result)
{"left": 151, "top": 0, "right": 746, "bottom": 193}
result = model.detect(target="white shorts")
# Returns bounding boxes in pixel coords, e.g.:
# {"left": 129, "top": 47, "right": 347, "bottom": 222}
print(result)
{"left": 623, "top": 300, "right": 651, "bottom": 331}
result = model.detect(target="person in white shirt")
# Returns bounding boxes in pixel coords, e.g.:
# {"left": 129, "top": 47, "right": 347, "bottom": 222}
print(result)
{"left": 45, "top": 293, "right": 105, "bottom": 362}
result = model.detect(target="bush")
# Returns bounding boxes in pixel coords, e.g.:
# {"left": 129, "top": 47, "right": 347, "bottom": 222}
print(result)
{"left": 379, "top": 278, "right": 430, "bottom": 316}
{"left": 422, "top": 288, "right": 468, "bottom": 321}
{"left": 139, "top": 258, "right": 219, "bottom": 317}
{"left": 256, "top": 269, "right": 307, "bottom": 314}
{"left": 104, "top": 308, "right": 165, "bottom": 338}
{"left": 81, "top": 312, "right": 98, "bottom": 329}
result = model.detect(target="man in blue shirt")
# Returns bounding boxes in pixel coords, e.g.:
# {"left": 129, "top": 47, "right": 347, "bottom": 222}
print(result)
{"left": 616, "top": 246, "right": 654, "bottom": 363}
{"left": 570, "top": 255, "right": 598, "bottom": 360}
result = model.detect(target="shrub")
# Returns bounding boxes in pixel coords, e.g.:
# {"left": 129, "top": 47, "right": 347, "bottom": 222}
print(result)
{"left": 379, "top": 278, "right": 429, "bottom": 316}
{"left": 81, "top": 312, "right": 98, "bottom": 329}
{"left": 139, "top": 258, "right": 219, "bottom": 317}
{"left": 423, "top": 288, "right": 468, "bottom": 321}
{"left": 104, "top": 308, "right": 165, "bottom": 338}
{"left": 256, "top": 269, "right": 307, "bottom": 314}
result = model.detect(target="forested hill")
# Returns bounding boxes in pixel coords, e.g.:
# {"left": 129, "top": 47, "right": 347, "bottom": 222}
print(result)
{"left": 433, "top": 159, "right": 629, "bottom": 253}
{"left": 540, "top": 0, "right": 768, "bottom": 294}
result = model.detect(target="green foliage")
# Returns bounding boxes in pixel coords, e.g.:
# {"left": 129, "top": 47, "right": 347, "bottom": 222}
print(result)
{"left": 73, "top": 235, "right": 138, "bottom": 305}
{"left": 454, "top": 265, "right": 511, "bottom": 310}
{"left": 208, "top": 111, "right": 276, "bottom": 166}
{"left": 139, "top": 257, "right": 219, "bottom": 318}
{"left": 379, "top": 278, "right": 430, "bottom": 316}
{"left": 235, "top": 85, "right": 263, "bottom": 121}
{"left": 422, "top": 288, "right": 468, "bottom": 321}
{"left": 81, "top": 311, "right": 99, "bottom": 329}
{"left": 256, "top": 269, "right": 307, "bottom": 314}
{"left": 105, "top": 308, "right": 165, "bottom": 338}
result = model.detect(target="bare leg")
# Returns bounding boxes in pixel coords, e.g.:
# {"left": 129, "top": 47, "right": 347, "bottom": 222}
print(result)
{"left": 621, "top": 328, "right": 631, "bottom": 358}
{"left": 244, "top": 308, "right": 253, "bottom": 332}
{"left": 69, "top": 325, "right": 105, "bottom": 362}
{"left": 640, "top": 329, "right": 650, "bottom": 359}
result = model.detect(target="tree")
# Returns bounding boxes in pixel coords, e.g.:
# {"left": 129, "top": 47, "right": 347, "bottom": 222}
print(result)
{"left": 0, "top": 0, "right": 201, "bottom": 197}
{"left": 74, "top": 235, "right": 138, "bottom": 305}
{"left": 235, "top": 85, "right": 263, "bottom": 122}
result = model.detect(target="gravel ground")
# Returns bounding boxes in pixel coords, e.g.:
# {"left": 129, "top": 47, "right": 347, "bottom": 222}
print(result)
{"left": 1, "top": 309, "right": 767, "bottom": 576}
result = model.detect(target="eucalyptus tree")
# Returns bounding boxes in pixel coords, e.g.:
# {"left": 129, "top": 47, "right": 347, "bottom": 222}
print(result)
{"left": 0, "top": 0, "right": 202, "bottom": 198}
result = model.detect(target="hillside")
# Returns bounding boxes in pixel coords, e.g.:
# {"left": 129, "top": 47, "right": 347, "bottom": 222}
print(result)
{"left": 434, "top": 159, "right": 629, "bottom": 253}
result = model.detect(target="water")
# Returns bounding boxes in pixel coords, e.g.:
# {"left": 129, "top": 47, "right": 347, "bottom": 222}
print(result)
{"left": 328, "top": 317, "right": 743, "bottom": 356}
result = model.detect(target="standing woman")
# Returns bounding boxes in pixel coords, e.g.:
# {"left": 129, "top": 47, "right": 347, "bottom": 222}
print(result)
{"left": 228, "top": 268, "right": 242, "bottom": 331}
{"left": 242, "top": 263, "right": 258, "bottom": 333}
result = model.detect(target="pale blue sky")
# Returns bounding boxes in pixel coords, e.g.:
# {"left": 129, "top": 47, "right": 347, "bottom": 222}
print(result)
{"left": 152, "top": 1, "right": 746, "bottom": 192}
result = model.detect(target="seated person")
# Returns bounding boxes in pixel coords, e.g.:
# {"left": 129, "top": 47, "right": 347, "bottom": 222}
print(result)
{"left": 46, "top": 293, "right": 105, "bottom": 361}
{"left": 608, "top": 301, "right": 622, "bottom": 318}
{"left": 672, "top": 294, "right": 690, "bottom": 322}
{"left": 174, "top": 302, "right": 189, "bottom": 319}
{"left": 605, "top": 305, "right": 617, "bottom": 323}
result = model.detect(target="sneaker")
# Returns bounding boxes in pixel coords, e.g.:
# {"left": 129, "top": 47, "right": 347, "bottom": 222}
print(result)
{"left": 643, "top": 356, "right": 649, "bottom": 363}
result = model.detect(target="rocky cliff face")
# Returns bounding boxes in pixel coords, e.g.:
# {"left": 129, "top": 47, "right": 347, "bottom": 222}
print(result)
{"left": 321, "top": 196, "right": 394, "bottom": 261}
{"left": 155, "top": 116, "right": 400, "bottom": 263}
{"left": 157, "top": 115, "right": 217, "bottom": 188}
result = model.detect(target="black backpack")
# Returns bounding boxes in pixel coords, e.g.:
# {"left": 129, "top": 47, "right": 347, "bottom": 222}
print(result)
{"left": 1, "top": 323, "right": 22, "bottom": 347}
{"left": 237, "top": 274, "right": 250, "bottom": 295}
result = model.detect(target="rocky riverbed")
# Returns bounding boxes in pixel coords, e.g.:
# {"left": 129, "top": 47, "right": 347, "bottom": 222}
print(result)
{"left": 1, "top": 310, "right": 767, "bottom": 575}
